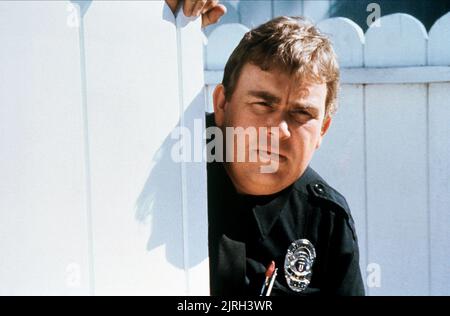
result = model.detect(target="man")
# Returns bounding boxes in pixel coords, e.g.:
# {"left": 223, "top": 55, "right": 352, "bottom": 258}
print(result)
{"left": 206, "top": 16, "right": 365, "bottom": 296}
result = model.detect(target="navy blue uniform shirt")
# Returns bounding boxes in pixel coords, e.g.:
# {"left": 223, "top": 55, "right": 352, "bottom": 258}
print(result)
{"left": 206, "top": 113, "right": 365, "bottom": 296}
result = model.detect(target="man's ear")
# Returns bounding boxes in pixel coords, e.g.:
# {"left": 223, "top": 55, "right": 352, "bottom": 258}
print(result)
{"left": 213, "top": 84, "right": 227, "bottom": 127}
{"left": 316, "top": 116, "right": 332, "bottom": 149}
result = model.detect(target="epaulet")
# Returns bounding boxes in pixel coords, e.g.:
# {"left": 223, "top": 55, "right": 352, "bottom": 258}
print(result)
{"left": 306, "top": 179, "right": 358, "bottom": 241}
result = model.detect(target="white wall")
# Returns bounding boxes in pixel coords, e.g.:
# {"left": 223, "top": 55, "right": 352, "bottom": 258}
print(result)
{"left": 0, "top": 1, "right": 90, "bottom": 295}
{"left": 0, "top": 0, "right": 208, "bottom": 295}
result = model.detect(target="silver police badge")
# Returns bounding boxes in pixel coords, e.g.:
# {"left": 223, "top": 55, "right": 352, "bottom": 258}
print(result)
{"left": 284, "top": 239, "right": 316, "bottom": 292}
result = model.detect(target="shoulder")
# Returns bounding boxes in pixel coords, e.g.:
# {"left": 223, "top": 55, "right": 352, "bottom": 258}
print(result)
{"left": 292, "top": 167, "right": 358, "bottom": 241}
{"left": 292, "top": 167, "right": 349, "bottom": 212}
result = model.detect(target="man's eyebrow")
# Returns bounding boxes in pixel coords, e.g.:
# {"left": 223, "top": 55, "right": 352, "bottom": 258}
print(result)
{"left": 290, "top": 101, "right": 320, "bottom": 110}
{"left": 247, "top": 90, "right": 321, "bottom": 111}
{"left": 247, "top": 90, "right": 281, "bottom": 103}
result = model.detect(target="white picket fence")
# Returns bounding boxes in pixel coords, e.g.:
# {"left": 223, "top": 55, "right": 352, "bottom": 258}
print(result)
{"left": 1, "top": 0, "right": 449, "bottom": 296}
{"left": 0, "top": 1, "right": 208, "bottom": 295}
{"left": 205, "top": 12, "right": 450, "bottom": 296}
{"left": 204, "top": 0, "right": 332, "bottom": 36}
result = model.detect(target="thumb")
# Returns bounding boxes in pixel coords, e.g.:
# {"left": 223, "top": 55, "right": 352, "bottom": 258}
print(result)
{"left": 202, "top": 4, "right": 227, "bottom": 27}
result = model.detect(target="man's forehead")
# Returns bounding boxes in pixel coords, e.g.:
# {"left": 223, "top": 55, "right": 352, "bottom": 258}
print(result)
{"left": 239, "top": 63, "right": 319, "bottom": 92}
{"left": 240, "top": 63, "right": 287, "bottom": 82}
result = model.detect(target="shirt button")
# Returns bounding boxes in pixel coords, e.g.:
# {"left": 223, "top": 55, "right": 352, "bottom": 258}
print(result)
{"left": 313, "top": 183, "right": 325, "bottom": 195}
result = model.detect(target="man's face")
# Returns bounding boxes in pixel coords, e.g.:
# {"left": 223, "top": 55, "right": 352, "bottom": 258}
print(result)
{"left": 213, "top": 63, "right": 331, "bottom": 195}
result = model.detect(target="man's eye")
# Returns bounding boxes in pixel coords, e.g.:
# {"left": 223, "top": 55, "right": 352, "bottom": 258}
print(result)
{"left": 292, "top": 110, "right": 311, "bottom": 116}
{"left": 256, "top": 102, "right": 271, "bottom": 107}
{"left": 290, "top": 110, "right": 314, "bottom": 122}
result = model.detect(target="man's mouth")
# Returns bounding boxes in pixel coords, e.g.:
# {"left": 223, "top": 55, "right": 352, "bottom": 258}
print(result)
{"left": 255, "top": 149, "right": 287, "bottom": 161}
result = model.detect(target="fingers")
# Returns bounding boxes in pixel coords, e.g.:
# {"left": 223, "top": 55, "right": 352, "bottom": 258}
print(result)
{"left": 165, "top": 0, "right": 179, "bottom": 14}
{"left": 183, "top": 0, "right": 195, "bottom": 16}
{"left": 200, "top": 0, "right": 219, "bottom": 14}
{"left": 193, "top": 0, "right": 208, "bottom": 17}
{"left": 202, "top": 4, "right": 227, "bottom": 27}
{"left": 180, "top": 0, "right": 227, "bottom": 27}
{"left": 183, "top": 0, "right": 207, "bottom": 17}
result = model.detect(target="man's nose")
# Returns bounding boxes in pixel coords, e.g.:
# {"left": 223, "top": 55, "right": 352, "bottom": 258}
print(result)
{"left": 266, "top": 115, "right": 291, "bottom": 142}
{"left": 278, "top": 120, "right": 291, "bottom": 140}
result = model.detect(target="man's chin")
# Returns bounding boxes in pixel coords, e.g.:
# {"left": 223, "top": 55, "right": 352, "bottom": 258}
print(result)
{"left": 225, "top": 163, "right": 294, "bottom": 194}
{"left": 235, "top": 173, "right": 292, "bottom": 195}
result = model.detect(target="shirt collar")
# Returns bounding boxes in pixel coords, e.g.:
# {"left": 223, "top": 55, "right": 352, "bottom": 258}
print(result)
{"left": 251, "top": 166, "right": 316, "bottom": 239}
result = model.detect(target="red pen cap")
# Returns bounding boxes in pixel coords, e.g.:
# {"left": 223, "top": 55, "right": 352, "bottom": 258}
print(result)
{"left": 265, "top": 261, "right": 275, "bottom": 278}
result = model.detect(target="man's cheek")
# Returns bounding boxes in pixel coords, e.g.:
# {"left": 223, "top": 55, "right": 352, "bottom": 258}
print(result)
{"left": 260, "top": 159, "right": 279, "bottom": 174}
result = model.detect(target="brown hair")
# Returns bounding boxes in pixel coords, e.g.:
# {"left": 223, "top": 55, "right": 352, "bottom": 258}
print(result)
{"left": 222, "top": 16, "right": 340, "bottom": 118}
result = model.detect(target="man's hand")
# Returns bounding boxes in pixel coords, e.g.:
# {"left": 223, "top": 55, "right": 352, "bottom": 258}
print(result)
{"left": 166, "top": 0, "right": 227, "bottom": 28}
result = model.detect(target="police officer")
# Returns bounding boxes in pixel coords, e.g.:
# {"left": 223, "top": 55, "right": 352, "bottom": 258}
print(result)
{"left": 206, "top": 16, "right": 365, "bottom": 296}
